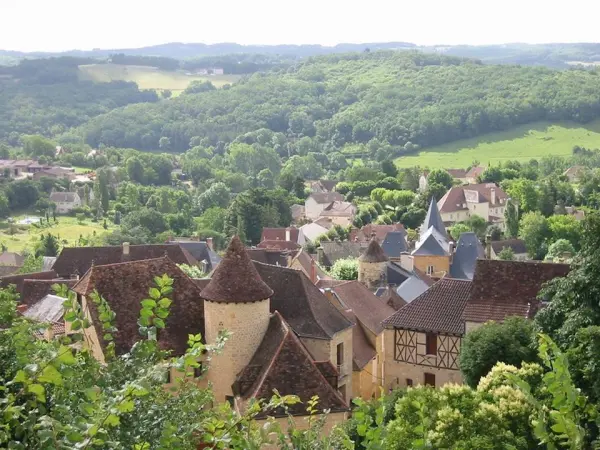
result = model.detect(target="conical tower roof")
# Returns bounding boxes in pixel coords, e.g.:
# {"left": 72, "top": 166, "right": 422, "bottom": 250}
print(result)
{"left": 200, "top": 236, "right": 274, "bottom": 303}
{"left": 421, "top": 197, "right": 447, "bottom": 239}
{"left": 359, "top": 239, "right": 389, "bottom": 263}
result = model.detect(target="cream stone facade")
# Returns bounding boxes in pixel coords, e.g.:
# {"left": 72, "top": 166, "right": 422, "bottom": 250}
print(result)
{"left": 78, "top": 294, "right": 107, "bottom": 364}
{"left": 358, "top": 260, "right": 387, "bottom": 288}
{"left": 382, "top": 328, "right": 462, "bottom": 390}
{"left": 204, "top": 298, "right": 271, "bottom": 402}
{"left": 412, "top": 255, "right": 450, "bottom": 278}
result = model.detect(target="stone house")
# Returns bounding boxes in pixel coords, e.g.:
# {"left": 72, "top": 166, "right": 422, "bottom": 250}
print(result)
{"left": 49, "top": 192, "right": 82, "bottom": 214}
{"left": 437, "top": 183, "right": 508, "bottom": 229}
{"left": 305, "top": 192, "right": 344, "bottom": 220}
{"left": 350, "top": 223, "right": 407, "bottom": 245}
{"left": 0, "top": 251, "right": 25, "bottom": 276}
{"left": 310, "top": 179, "right": 338, "bottom": 193}
{"left": 317, "top": 240, "right": 366, "bottom": 269}
{"left": 33, "top": 167, "right": 77, "bottom": 182}
{"left": 299, "top": 222, "right": 329, "bottom": 243}
{"left": 465, "top": 166, "right": 485, "bottom": 184}
{"left": 318, "top": 201, "right": 357, "bottom": 226}
{"left": 490, "top": 239, "right": 529, "bottom": 261}
{"left": 288, "top": 249, "right": 331, "bottom": 284}
{"left": 358, "top": 239, "right": 389, "bottom": 289}
{"left": 563, "top": 165, "right": 586, "bottom": 183}
{"left": 260, "top": 227, "right": 306, "bottom": 246}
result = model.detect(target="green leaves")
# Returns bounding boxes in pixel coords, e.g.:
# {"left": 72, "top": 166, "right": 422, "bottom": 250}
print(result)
{"left": 138, "top": 274, "right": 174, "bottom": 340}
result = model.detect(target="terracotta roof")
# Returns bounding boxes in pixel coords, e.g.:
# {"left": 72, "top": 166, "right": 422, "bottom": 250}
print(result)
{"left": 247, "top": 248, "right": 290, "bottom": 267}
{"left": 319, "top": 201, "right": 356, "bottom": 217}
{"left": 563, "top": 166, "right": 585, "bottom": 176}
{"left": 53, "top": 244, "right": 197, "bottom": 278}
{"left": 72, "top": 257, "right": 204, "bottom": 356}
{"left": 438, "top": 183, "right": 508, "bottom": 214}
{"left": 0, "top": 252, "right": 24, "bottom": 267}
{"left": 490, "top": 239, "right": 527, "bottom": 255}
{"left": 465, "top": 259, "right": 570, "bottom": 323}
{"left": 49, "top": 192, "right": 79, "bottom": 203}
{"left": 257, "top": 240, "right": 301, "bottom": 251}
{"left": 352, "top": 319, "right": 377, "bottom": 371}
{"left": 465, "top": 166, "right": 485, "bottom": 178}
{"left": 349, "top": 223, "right": 406, "bottom": 243}
{"left": 330, "top": 281, "right": 395, "bottom": 334}
{"left": 446, "top": 169, "right": 468, "bottom": 179}
{"left": 359, "top": 239, "right": 389, "bottom": 263}
{"left": 315, "top": 279, "right": 348, "bottom": 289}
{"left": 291, "top": 249, "right": 330, "bottom": 282}
{"left": 21, "top": 278, "right": 76, "bottom": 306}
{"left": 260, "top": 227, "right": 300, "bottom": 243}
{"left": 233, "top": 312, "right": 347, "bottom": 418}
{"left": 201, "top": 236, "right": 274, "bottom": 303}
{"left": 254, "top": 262, "right": 353, "bottom": 339}
{"left": 0, "top": 266, "right": 18, "bottom": 277}
{"left": 375, "top": 286, "right": 408, "bottom": 311}
{"left": 308, "top": 192, "right": 344, "bottom": 204}
{"left": 313, "top": 179, "right": 338, "bottom": 192}
{"left": 318, "top": 241, "right": 364, "bottom": 267}
{"left": 0, "top": 271, "right": 57, "bottom": 296}
{"left": 383, "top": 278, "right": 472, "bottom": 335}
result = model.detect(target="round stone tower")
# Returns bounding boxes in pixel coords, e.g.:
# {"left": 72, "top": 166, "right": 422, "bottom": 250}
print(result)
{"left": 200, "top": 235, "right": 274, "bottom": 402}
{"left": 358, "top": 238, "right": 389, "bottom": 288}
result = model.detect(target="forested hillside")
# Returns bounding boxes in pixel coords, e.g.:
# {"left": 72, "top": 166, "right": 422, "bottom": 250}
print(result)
{"left": 78, "top": 51, "right": 600, "bottom": 154}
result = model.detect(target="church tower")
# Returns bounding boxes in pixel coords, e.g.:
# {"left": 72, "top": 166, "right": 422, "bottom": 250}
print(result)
{"left": 358, "top": 238, "right": 389, "bottom": 288}
{"left": 200, "top": 236, "right": 274, "bottom": 402}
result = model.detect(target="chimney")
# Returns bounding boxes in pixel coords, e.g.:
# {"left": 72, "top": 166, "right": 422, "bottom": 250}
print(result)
{"left": 310, "top": 258, "right": 317, "bottom": 284}
{"left": 206, "top": 237, "right": 214, "bottom": 251}
{"left": 122, "top": 242, "right": 130, "bottom": 256}
{"left": 490, "top": 188, "right": 496, "bottom": 205}
{"left": 16, "top": 304, "right": 28, "bottom": 315}
{"left": 485, "top": 234, "right": 492, "bottom": 259}
{"left": 201, "top": 259, "right": 209, "bottom": 274}
{"left": 448, "top": 241, "right": 455, "bottom": 263}
{"left": 285, "top": 228, "right": 291, "bottom": 242}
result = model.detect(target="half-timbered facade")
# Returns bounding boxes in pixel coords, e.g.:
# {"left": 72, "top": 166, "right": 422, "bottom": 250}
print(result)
{"left": 382, "top": 278, "right": 471, "bottom": 389}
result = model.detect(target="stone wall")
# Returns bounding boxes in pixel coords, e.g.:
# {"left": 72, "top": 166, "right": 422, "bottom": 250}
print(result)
{"left": 412, "top": 255, "right": 450, "bottom": 277}
{"left": 358, "top": 261, "right": 386, "bottom": 288}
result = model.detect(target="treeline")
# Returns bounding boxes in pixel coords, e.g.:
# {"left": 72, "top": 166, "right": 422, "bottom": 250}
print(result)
{"left": 109, "top": 53, "right": 179, "bottom": 71}
{"left": 181, "top": 53, "right": 291, "bottom": 74}
{"left": 77, "top": 51, "right": 600, "bottom": 153}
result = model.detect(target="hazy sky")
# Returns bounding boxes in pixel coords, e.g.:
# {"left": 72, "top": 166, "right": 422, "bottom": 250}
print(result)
{"left": 2, "top": 0, "right": 600, "bottom": 52}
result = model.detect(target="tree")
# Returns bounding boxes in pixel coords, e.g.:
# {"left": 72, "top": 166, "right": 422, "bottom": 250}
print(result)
{"left": 449, "top": 223, "right": 471, "bottom": 241}
{"left": 158, "top": 136, "right": 171, "bottom": 150}
{"left": 193, "top": 182, "right": 231, "bottom": 213}
{"left": 519, "top": 211, "right": 549, "bottom": 259}
{"left": 547, "top": 214, "right": 582, "bottom": 250}
{"left": 18, "top": 254, "right": 43, "bottom": 274}
{"left": 381, "top": 160, "right": 398, "bottom": 178}
{"left": 35, "top": 233, "right": 60, "bottom": 257}
{"left": 504, "top": 199, "right": 520, "bottom": 238}
{"left": 427, "top": 169, "right": 454, "bottom": 189}
{"left": 196, "top": 207, "right": 226, "bottom": 233}
{"left": 330, "top": 258, "right": 359, "bottom": 280}
{"left": 22, "top": 135, "right": 56, "bottom": 158}
{"left": 0, "top": 195, "right": 10, "bottom": 219}
{"left": 121, "top": 207, "right": 168, "bottom": 236}
{"left": 498, "top": 246, "right": 515, "bottom": 260}
{"left": 546, "top": 239, "right": 576, "bottom": 262}
{"left": 460, "top": 317, "right": 538, "bottom": 387}
{"left": 464, "top": 214, "right": 487, "bottom": 239}
{"left": 162, "top": 89, "right": 172, "bottom": 99}
{"left": 126, "top": 156, "right": 145, "bottom": 183}
{"left": 506, "top": 179, "right": 538, "bottom": 213}
{"left": 486, "top": 224, "right": 503, "bottom": 241}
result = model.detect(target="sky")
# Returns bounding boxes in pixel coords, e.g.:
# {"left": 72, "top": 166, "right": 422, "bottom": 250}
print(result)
{"left": 2, "top": 0, "right": 600, "bottom": 52}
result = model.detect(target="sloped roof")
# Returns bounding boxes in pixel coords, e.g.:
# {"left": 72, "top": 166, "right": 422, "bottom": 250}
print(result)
{"left": 383, "top": 278, "right": 472, "bottom": 335}
{"left": 350, "top": 223, "right": 407, "bottom": 243}
{"left": 319, "top": 201, "right": 356, "bottom": 217}
{"left": 319, "top": 241, "right": 363, "bottom": 266}
{"left": 446, "top": 169, "right": 468, "bottom": 179}
{"left": 438, "top": 183, "right": 508, "bottom": 213}
{"left": 396, "top": 275, "right": 432, "bottom": 305}
{"left": 422, "top": 198, "right": 447, "bottom": 239}
{"left": 49, "top": 192, "right": 78, "bottom": 203}
{"left": 413, "top": 227, "right": 450, "bottom": 256}
{"left": 201, "top": 236, "right": 274, "bottom": 303}
{"left": 291, "top": 249, "right": 330, "bottom": 282}
{"left": 254, "top": 262, "right": 353, "bottom": 339}
{"left": 375, "top": 286, "right": 408, "bottom": 311}
{"left": 465, "top": 259, "right": 570, "bottom": 323}
{"left": 72, "top": 257, "right": 204, "bottom": 356}
{"left": 308, "top": 192, "right": 344, "bottom": 204}
{"left": 315, "top": 179, "right": 338, "bottom": 192}
{"left": 21, "top": 278, "right": 76, "bottom": 306}
{"left": 490, "top": 239, "right": 527, "bottom": 255}
{"left": 352, "top": 319, "right": 377, "bottom": 370}
{"left": 261, "top": 227, "right": 300, "bottom": 243}
{"left": 330, "top": 281, "right": 395, "bottom": 335}
{"left": 300, "top": 222, "right": 329, "bottom": 242}
{"left": 450, "top": 232, "right": 485, "bottom": 280}
{"left": 53, "top": 244, "right": 197, "bottom": 277}
{"left": 386, "top": 261, "right": 413, "bottom": 286}
{"left": 381, "top": 231, "right": 408, "bottom": 258}
{"left": 0, "top": 252, "right": 24, "bottom": 267}
{"left": 23, "top": 294, "right": 64, "bottom": 323}
{"left": 232, "top": 312, "right": 348, "bottom": 418}
{"left": 465, "top": 166, "right": 485, "bottom": 178}
{"left": 168, "top": 240, "right": 221, "bottom": 272}
{"left": 257, "top": 240, "right": 301, "bottom": 251}
{"left": 42, "top": 256, "right": 57, "bottom": 272}
{"left": 359, "top": 239, "right": 389, "bottom": 263}
{"left": 0, "top": 271, "right": 57, "bottom": 296}
{"left": 247, "top": 248, "right": 289, "bottom": 267}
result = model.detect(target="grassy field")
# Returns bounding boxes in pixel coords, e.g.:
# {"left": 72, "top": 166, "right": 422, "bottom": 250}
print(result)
{"left": 395, "top": 120, "right": 600, "bottom": 169}
{"left": 0, "top": 215, "right": 114, "bottom": 253}
{"left": 78, "top": 64, "right": 241, "bottom": 94}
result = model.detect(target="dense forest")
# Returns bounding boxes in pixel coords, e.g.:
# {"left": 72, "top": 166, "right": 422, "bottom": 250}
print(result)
{"left": 75, "top": 51, "right": 600, "bottom": 153}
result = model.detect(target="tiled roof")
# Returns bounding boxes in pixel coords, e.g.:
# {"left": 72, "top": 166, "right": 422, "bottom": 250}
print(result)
{"left": 299, "top": 222, "right": 329, "bottom": 242}
{"left": 319, "top": 241, "right": 364, "bottom": 267}
{"left": 0, "top": 252, "right": 24, "bottom": 267}
{"left": 446, "top": 169, "right": 468, "bottom": 178}
{"left": 308, "top": 192, "right": 344, "bottom": 204}
{"left": 233, "top": 312, "right": 348, "bottom": 418}
{"left": 168, "top": 240, "right": 221, "bottom": 272}
{"left": 201, "top": 236, "right": 274, "bottom": 303}
{"left": 23, "top": 294, "right": 64, "bottom": 323}
{"left": 53, "top": 244, "right": 197, "bottom": 278}
{"left": 330, "top": 281, "right": 395, "bottom": 334}
{"left": 0, "top": 271, "right": 57, "bottom": 296}
{"left": 352, "top": 320, "right": 377, "bottom": 370}
{"left": 381, "top": 231, "right": 408, "bottom": 258}
{"left": 315, "top": 279, "right": 348, "bottom": 289}
{"left": 465, "top": 259, "right": 570, "bottom": 323}
{"left": 254, "top": 262, "right": 353, "bottom": 339}
{"left": 449, "top": 232, "right": 485, "bottom": 280}
{"left": 49, "top": 192, "right": 78, "bottom": 203}
{"left": 490, "top": 239, "right": 527, "bottom": 255}
{"left": 421, "top": 198, "right": 448, "bottom": 239}
{"left": 0, "top": 266, "right": 18, "bottom": 277}
{"left": 438, "top": 183, "right": 508, "bottom": 213}
{"left": 350, "top": 223, "right": 406, "bottom": 243}
{"left": 319, "top": 201, "right": 356, "bottom": 217}
{"left": 21, "top": 278, "right": 76, "bottom": 306}
{"left": 257, "top": 240, "right": 301, "bottom": 251}
{"left": 383, "top": 278, "right": 472, "bottom": 335}
{"left": 359, "top": 239, "right": 389, "bottom": 263}
{"left": 315, "top": 179, "right": 338, "bottom": 192}
{"left": 375, "top": 286, "right": 408, "bottom": 311}
{"left": 247, "top": 248, "right": 290, "bottom": 267}
{"left": 72, "top": 257, "right": 204, "bottom": 356}
{"left": 465, "top": 166, "right": 485, "bottom": 178}
{"left": 291, "top": 250, "right": 330, "bottom": 282}
{"left": 260, "top": 227, "right": 300, "bottom": 243}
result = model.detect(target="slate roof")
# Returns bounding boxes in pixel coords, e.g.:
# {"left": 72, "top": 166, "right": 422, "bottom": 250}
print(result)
{"left": 0, "top": 266, "right": 18, "bottom": 277}
{"left": 23, "top": 294, "right": 64, "bottom": 323}
{"left": 329, "top": 281, "right": 394, "bottom": 334}
{"left": 413, "top": 227, "right": 450, "bottom": 256}
{"left": 261, "top": 227, "right": 300, "bottom": 243}
{"left": 168, "top": 240, "right": 221, "bottom": 272}
{"left": 0, "top": 271, "right": 57, "bottom": 296}
{"left": 254, "top": 262, "right": 353, "bottom": 339}
{"left": 50, "top": 192, "right": 78, "bottom": 203}
{"left": 449, "top": 232, "right": 485, "bottom": 280}
{"left": 375, "top": 286, "right": 408, "bottom": 311}
{"left": 491, "top": 239, "right": 527, "bottom": 255}
{"left": 308, "top": 192, "right": 344, "bottom": 204}
{"left": 21, "top": 278, "right": 76, "bottom": 306}
{"left": 247, "top": 249, "right": 290, "bottom": 267}
{"left": 383, "top": 278, "right": 472, "bottom": 335}
{"left": 437, "top": 183, "right": 508, "bottom": 214}
{"left": 42, "top": 256, "right": 57, "bottom": 272}
{"left": 53, "top": 244, "right": 197, "bottom": 278}
{"left": 0, "top": 252, "right": 24, "bottom": 266}
{"left": 257, "top": 240, "right": 301, "bottom": 251}
{"left": 386, "top": 261, "right": 413, "bottom": 286}
{"left": 359, "top": 239, "right": 389, "bottom": 263}
{"left": 421, "top": 198, "right": 447, "bottom": 239}
{"left": 232, "top": 311, "right": 347, "bottom": 418}
{"left": 318, "top": 241, "right": 364, "bottom": 267}
{"left": 396, "top": 276, "right": 432, "bottom": 305}
{"left": 201, "top": 236, "right": 274, "bottom": 303}
{"left": 72, "top": 257, "right": 204, "bottom": 356}
{"left": 465, "top": 259, "right": 570, "bottom": 323}
{"left": 381, "top": 231, "right": 408, "bottom": 258}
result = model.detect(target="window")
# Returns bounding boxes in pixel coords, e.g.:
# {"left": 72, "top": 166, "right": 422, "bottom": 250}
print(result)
{"left": 165, "top": 369, "right": 171, "bottom": 384}
{"left": 225, "top": 396, "right": 234, "bottom": 407}
{"left": 406, "top": 378, "right": 413, "bottom": 387}
{"left": 425, "top": 333, "right": 437, "bottom": 356}
{"left": 426, "top": 265, "right": 434, "bottom": 275}
{"left": 194, "top": 364, "right": 203, "bottom": 378}
{"left": 336, "top": 343, "right": 344, "bottom": 368}
{"left": 424, "top": 373, "right": 436, "bottom": 387}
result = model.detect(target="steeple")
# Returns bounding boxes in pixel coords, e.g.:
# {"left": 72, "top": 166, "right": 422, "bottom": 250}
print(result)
{"left": 200, "top": 235, "right": 273, "bottom": 303}
{"left": 359, "top": 238, "right": 389, "bottom": 263}
{"left": 421, "top": 197, "right": 447, "bottom": 239}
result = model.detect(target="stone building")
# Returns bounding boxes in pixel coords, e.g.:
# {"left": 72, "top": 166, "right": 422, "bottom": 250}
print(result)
{"left": 437, "top": 183, "right": 508, "bottom": 229}
{"left": 358, "top": 239, "right": 389, "bottom": 288}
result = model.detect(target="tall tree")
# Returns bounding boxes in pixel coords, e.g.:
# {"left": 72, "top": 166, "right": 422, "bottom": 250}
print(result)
{"left": 505, "top": 199, "right": 520, "bottom": 238}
